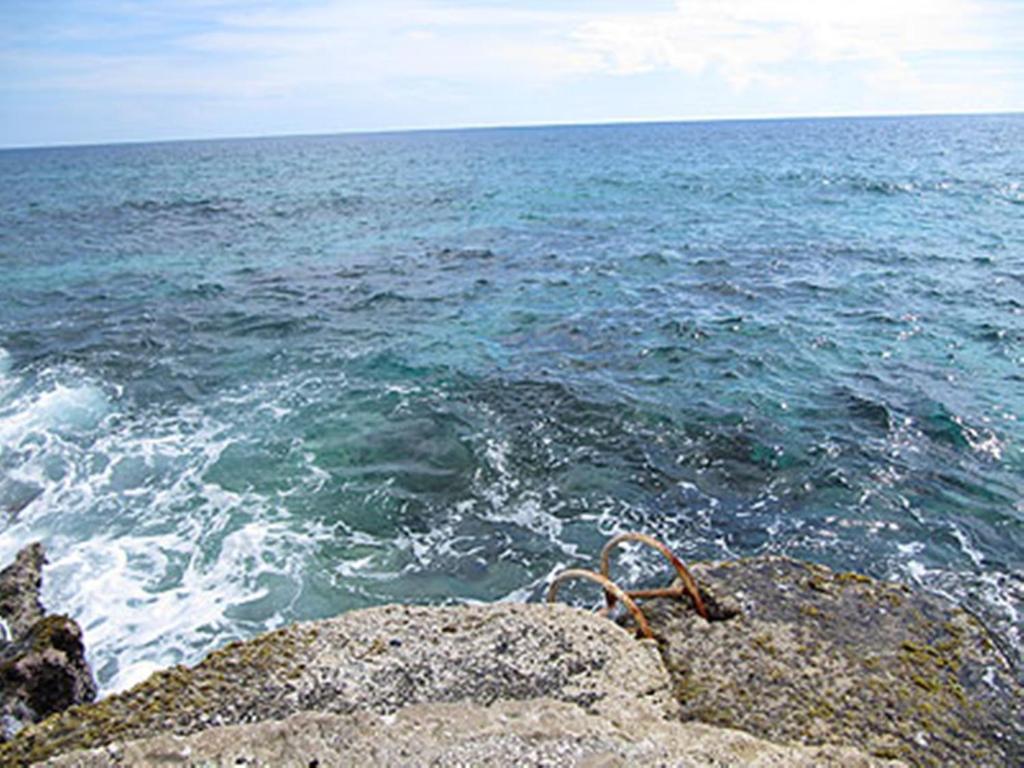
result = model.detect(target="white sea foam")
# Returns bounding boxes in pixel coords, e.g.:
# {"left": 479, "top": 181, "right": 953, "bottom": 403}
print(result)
{"left": 895, "top": 548, "right": 1022, "bottom": 673}
{"left": 949, "top": 523, "right": 985, "bottom": 568}
{"left": 0, "top": 348, "right": 12, "bottom": 410}
{"left": 476, "top": 436, "right": 575, "bottom": 554}
{"left": 0, "top": 380, "right": 109, "bottom": 446}
{"left": 33, "top": 418, "right": 333, "bottom": 693}
{"left": 0, "top": 367, "right": 336, "bottom": 693}
{"left": 44, "top": 514, "right": 321, "bottom": 692}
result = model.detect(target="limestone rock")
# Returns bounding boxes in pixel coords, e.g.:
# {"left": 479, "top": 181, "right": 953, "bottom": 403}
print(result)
{"left": 43, "top": 699, "right": 899, "bottom": 768}
{"left": 3, "top": 602, "right": 673, "bottom": 765}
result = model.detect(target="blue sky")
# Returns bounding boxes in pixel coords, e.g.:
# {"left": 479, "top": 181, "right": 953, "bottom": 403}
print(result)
{"left": 1, "top": 0, "right": 1022, "bottom": 147}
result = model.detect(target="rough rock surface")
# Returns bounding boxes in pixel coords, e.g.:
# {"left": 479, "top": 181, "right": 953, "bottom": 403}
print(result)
{"left": 5, "top": 555, "right": 1013, "bottom": 766}
{"left": 43, "top": 699, "right": 897, "bottom": 768}
{"left": 0, "top": 545, "right": 47, "bottom": 638}
{"left": 2, "top": 602, "right": 676, "bottom": 765}
{"left": 640, "top": 556, "right": 1022, "bottom": 767}
{"left": 0, "top": 544, "right": 96, "bottom": 741}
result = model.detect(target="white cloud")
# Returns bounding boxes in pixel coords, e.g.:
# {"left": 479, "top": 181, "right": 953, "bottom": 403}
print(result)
{"left": 164, "top": 0, "right": 1007, "bottom": 100}
{"left": 571, "top": 0, "right": 991, "bottom": 88}
{"left": 7, "top": 1, "right": 1008, "bottom": 97}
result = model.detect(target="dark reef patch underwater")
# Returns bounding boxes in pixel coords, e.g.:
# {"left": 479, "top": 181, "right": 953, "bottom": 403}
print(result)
{"left": 0, "top": 115, "right": 1021, "bottom": 692}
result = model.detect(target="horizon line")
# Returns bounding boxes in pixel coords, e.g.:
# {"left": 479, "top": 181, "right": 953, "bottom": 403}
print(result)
{"left": 2, "top": 107, "right": 1022, "bottom": 153}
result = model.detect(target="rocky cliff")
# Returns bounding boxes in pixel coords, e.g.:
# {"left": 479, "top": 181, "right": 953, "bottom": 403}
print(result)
{"left": 0, "top": 551, "right": 1019, "bottom": 767}
{"left": 0, "top": 544, "right": 96, "bottom": 742}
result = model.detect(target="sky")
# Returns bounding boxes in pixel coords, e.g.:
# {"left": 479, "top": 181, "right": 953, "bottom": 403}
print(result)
{"left": 1, "top": 0, "right": 1022, "bottom": 147}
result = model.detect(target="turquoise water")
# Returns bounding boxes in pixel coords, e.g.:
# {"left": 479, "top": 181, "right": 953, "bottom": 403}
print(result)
{"left": 0, "top": 115, "right": 1021, "bottom": 690}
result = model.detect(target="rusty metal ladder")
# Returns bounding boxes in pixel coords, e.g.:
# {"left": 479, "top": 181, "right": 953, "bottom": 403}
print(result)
{"left": 546, "top": 532, "right": 707, "bottom": 638}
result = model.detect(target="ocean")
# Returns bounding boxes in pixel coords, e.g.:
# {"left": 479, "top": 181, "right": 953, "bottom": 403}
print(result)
{"left": 0, "top": 115, "right": 1021, "bottom": 691}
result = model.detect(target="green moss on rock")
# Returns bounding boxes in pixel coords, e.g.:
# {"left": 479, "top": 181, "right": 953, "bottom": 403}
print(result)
{"left": 0, "top": 623, "right": 319, "bottom": 766}
{"left": 643, "top": 556, "right": 1023, "bottom": 768}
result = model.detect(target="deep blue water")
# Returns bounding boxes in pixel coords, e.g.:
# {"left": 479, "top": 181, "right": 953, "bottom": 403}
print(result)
{"left": 0, "top": 115, "right": 1021, "bottom": 691}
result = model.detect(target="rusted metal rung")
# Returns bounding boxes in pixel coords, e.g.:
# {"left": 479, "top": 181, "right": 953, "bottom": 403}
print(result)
{"left": 600, "top": 532, "right": 708, "bottom": 620}
{"left": 546, "top": 568, "right": 654, "bottom": 639}
{"left": 546, "top": 532, "right": 708, "bottom": 639}
{"left": 625, "top": 586, "right": 688, "bottom": 600}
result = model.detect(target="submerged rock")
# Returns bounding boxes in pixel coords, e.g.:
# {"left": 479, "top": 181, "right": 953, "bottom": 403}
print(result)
{"left": 0, "top": 544, "right": 97, "bottom": 741}
{"left": 641, "top": 556, "right": 1022, "bottom": 767}
{"left": 436, "top": 247, "right": 495, "bottom": 261}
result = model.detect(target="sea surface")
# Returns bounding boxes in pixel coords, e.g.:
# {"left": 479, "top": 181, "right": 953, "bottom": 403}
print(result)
{"left": 0, "top": 115, "right": 1021, "bottom": 691}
